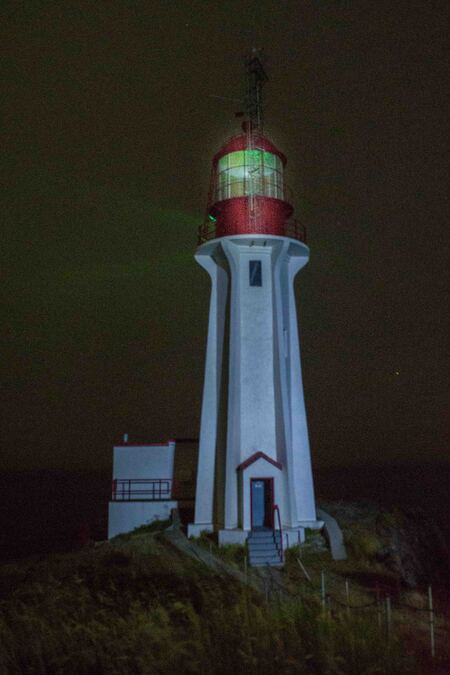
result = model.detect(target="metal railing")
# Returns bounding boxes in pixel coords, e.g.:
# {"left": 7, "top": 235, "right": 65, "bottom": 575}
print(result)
{"left": 272, "top": 504, "right": 283, "bottom": 563}
{"left": 111, "top": 478, "right": 176, "bottom": 501}
{"left": 284, "top": 218, "right": 307, "bottom": 244}
{"left": 198, "top": 216, "right": 307, "bottom": 245}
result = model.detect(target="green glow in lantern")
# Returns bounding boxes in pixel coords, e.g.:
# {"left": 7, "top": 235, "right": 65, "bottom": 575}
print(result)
{"left": 218, "top": 150, "right": 280, "bottom": 177}
{"left": 216, "top": 149, "right": 284, "bottom": 200}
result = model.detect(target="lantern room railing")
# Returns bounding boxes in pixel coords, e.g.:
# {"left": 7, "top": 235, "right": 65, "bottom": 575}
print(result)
{"left": 198, "top": 217, "right": 307, "bottom": 246}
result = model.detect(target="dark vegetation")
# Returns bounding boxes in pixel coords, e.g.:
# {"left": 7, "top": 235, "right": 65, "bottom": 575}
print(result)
{"left": 1, "top": 464, "right": 448, "bottom": 673}
{"left": 0, "top": 522, "right": 415, "bottom": 675}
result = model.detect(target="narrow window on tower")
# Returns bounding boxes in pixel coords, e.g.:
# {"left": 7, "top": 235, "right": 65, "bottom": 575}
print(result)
{"left": 249, "top": 260, "right": 262, "bottom": 286}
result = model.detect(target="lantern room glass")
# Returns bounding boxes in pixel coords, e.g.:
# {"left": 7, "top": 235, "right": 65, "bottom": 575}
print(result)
{"left": 216, "top": 150, "right": 284, "bottom": 201}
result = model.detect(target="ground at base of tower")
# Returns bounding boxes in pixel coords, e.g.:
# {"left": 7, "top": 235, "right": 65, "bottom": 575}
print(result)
{"left": 187, "top": 522, "right": 324, "bottom": 547}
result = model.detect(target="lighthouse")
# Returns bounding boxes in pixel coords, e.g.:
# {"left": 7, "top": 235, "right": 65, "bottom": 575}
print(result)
{"left": 188, "top": 55, "right": 321, "bottom": 553}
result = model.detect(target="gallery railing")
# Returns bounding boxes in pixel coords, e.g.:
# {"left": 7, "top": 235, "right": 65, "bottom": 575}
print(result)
{"left": 198, "top": 217, "right": 307, "bottom": 245}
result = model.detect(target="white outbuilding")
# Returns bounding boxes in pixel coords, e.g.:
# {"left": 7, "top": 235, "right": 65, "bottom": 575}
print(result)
{"left": 108, "top": 440, "right": 177, "bottom": 538}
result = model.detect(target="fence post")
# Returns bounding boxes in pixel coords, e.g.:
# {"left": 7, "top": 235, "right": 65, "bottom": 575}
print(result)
{"left": 376, "top": 585, "right": 382, "bottom": 631}
{"left": 297, "top": 557, "right": 311, "bottom": 583}
{"left": 428, "top": 585, "right": 436, "bottom": 658}
{"left": 321, "top": 570, "right": 326, "bottom": 610}
{"left": 297, "top": 529, "right": 302, "bottom": 551}
{"left": 385, "top": 596, "right": 392, "bottom": 641}
{"left": 285, "top": 532, "right": 290, "bottom": 550}
{"left": 345, "top": 578, "right": 350, "bottom": 616}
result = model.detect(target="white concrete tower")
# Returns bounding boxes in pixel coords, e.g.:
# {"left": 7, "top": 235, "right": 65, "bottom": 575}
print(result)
{"left": 189, "top": 55, "right": 321, "bottom": 546}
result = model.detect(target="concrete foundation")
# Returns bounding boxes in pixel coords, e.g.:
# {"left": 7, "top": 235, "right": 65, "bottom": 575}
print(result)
{"left": 108, "top": 500, "right": 177, "bottom": 539}
{"left": 187, "top": 522, "right": 214, "bottom": 538}
{"left": 218, "top": 529, "right": 249, "bottom": 546}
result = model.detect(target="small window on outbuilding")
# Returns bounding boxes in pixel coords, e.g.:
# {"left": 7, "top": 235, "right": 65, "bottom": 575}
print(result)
{"left": 249, "top": 260, "right": 262, "bottom": 287}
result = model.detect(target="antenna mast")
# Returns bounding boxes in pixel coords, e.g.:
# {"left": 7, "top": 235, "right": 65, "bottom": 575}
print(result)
{"left": 245, "top": 50, "right": 268, "bottom": 133}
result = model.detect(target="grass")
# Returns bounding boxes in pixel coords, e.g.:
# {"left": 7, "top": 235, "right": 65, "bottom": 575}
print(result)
{"left": 279, "top": 506, "right": 450, "bottom": 674}
{"left": 192, "top": 530, "right": 246, "bottom": 566}
{"left": 0, "top": 520, "right": 419, "bottom": 674}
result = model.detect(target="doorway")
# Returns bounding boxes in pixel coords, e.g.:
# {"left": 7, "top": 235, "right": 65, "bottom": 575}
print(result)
{"left": 250, "top": 478, "right": 274, "bottom": 529}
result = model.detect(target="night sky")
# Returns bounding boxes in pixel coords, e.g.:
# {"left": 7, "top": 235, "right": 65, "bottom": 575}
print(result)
{"left": 1, "top": 1, "right": 447, "bottom": 473}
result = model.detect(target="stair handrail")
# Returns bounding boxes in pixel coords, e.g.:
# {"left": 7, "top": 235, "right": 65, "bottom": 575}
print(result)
{"left": 272, "top": 504, "right": 284, "bottom": 563}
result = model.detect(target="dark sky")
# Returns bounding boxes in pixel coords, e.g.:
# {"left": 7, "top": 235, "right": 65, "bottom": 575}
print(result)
{"left": 1, "top": 1, "right": 447, "bottom": 472}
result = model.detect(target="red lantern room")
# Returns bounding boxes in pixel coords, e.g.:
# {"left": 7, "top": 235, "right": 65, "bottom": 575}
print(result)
{"left": 198, "top": 54, "right": 306, "bottom": 245}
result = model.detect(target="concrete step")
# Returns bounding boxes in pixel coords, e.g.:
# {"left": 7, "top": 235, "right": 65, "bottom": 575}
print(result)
{"left": 248, "top": 530, "right": 281, "bottom": 538}
{"left": 249, "top": 551, "right": 281, "bottom": 561}
{"left": 248, "top": 539, "right": 276, "bottom": 551}
{"left": 248, "top": 548, "right": 280, "bottom": 557}
{"left": 248, "top": 534, "right": 279, "bottom": 544}
{"left": 248, "top": 546, "right": 281, "bottom": 558}
{"left": 247, "top": 528, "right": 283, "bottom": 567}
{"left": 249, "top": 555, "right": 282, "bottom": 565}
{"left": 249, "top": 549, "right": 278, "bottom": 556}
{"left": 248, "top": 540, "right": 278, "bottom": 548}
{"left": 249, "top": 553, "right": 280, "bottom": 561}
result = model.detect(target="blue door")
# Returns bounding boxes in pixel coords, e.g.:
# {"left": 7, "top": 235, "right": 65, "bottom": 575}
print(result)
{"left": 251, "top": 479, "right": 273, "bottom": 529}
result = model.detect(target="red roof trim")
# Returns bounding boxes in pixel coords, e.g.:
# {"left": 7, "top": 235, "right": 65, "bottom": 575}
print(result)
{"left": 236, "top": 451, "right": 282, "bottom": 471}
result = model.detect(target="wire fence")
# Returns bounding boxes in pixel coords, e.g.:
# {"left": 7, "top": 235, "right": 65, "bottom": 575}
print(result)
{"left": 244, "top": 556, "right": 441, "bottom": 660}
{"left": 183, "top": 531, "right": 444, "bottom": 662}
